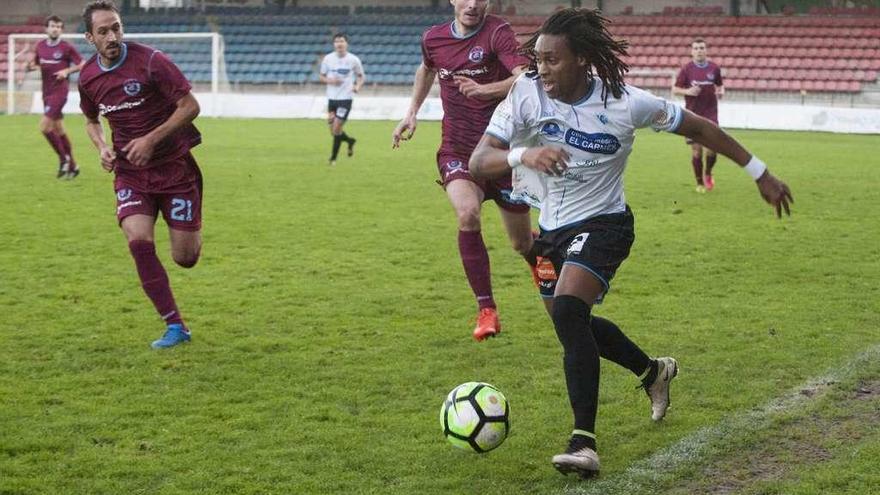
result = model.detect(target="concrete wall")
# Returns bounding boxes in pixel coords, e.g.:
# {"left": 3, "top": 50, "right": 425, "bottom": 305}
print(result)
{"left": 37, "top": 90, "right": 880, "bottom": 133}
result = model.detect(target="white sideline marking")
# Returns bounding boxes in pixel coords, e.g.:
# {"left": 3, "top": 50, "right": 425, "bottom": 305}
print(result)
{"left": 561, "top": 344, "right": 880, "bottom": 495}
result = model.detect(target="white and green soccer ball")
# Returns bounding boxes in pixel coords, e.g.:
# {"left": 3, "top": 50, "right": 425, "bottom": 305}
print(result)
{"left": 440, "top": 382, "right": 509, "bottom": 453}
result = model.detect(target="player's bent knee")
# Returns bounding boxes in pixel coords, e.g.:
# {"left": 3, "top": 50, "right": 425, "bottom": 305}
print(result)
{"left": 173, "top": 252, "right": 200, "bottom": 268}
{"left": 456, "top": 209, "right": 481, "bottom": 231}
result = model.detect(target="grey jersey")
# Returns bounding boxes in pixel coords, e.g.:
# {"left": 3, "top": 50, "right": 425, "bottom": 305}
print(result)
{"left": 486, "top": 74, "right": 684, "bottom": 231}
{"left": 320, "top": 52, "right": 364, "bottom": 100}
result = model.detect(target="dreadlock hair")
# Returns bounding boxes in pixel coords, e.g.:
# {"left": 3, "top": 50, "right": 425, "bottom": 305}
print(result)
{"left": 521, "top": 8, "right": 630, "bottom": 105}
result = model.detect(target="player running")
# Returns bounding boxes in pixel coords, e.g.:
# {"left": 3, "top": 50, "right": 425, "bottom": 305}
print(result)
{"left": 26, "top": 15, "right": 84, "bottom": 179}
{"left": 392, "top": 0, "right": 541, "bottom": 341}
{"left": 78, "top": 0, "right": 204, "bottom": 349}
{"left": 673, "top": 37, "right": 725, "bottom": 192}
{"left": 319, "top": 33, "right": 364, "bottom": 166}
{"left": 470, "top": 9, "right": 792, "bottom": 478}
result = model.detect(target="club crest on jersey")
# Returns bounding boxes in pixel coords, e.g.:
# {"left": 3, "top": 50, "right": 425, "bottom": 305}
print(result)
{"left": 123, "top": 79, "right": 142, "bottom": 97}
{"left": 597, "top": 114, "right": 609, "bottom": 125}
{"left": 468, "top": 46, "right": 485, "bottom": 63}
{"left": 564, "top": 130, "right": 621, "bottom": 155}
{"left": 53, "top": 51, "right": 62, "bottom": 60}
{"left": 117, "top": 188, "right": 133, "bottom": 201}
{"left": 540, "top": 122, "right": 564, "bottom": 142}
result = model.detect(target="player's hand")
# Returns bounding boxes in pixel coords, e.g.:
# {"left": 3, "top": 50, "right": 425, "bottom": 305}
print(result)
{"left": 99, "top": 146, "right": 117, "bottom": 172}
{"left": 122, "top": 135, "right": 156, "bottom": 168}
{"left": 685, "top": 85, "right": 701, "bottom": 96}
{"left": 453, "top": 76, "right": 494, "bottom": 100}
{"left": 716, "top": 86, "right": 725, "bottom": 100}
{"left": 53, "top": 69, "right": 68, "bottom": 81}
{"left": 392, "top": 114, "right": 417, "bottom": 148}
{"left": 756, "top": 171, "right": 794, "bottom": 218}
{"left": 328, "top": 77, "right": 343, "bottom": 86}
{"left": 522, "top": 146, "right": 570, "bottom": 176}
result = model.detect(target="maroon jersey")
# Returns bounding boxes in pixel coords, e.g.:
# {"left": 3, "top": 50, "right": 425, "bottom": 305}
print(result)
{"left": 33, "top": 39, "right": 82, "bottom": 100}
{"left": 78, "top": 42, "right": 201, "bottom": 172}
{"left": 675, "top": 61, "right": 723, "bottom": 122}
{"left": 421, "top": 14, "right": 528, "bottom": 156}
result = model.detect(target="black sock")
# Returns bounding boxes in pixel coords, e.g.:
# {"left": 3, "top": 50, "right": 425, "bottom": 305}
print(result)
{"left": 572, "top": 432, "right": 597, "bottom": 452}
{"left": 552, "top": 295, "right": 599, "bottom": 435}
{"left": 331, "top": 134, "right": 342, "bottom": 160}
{"left": 641, "top": 360, "right": 659, "bottom": 387}
{"left": 340, "top": 131, "right": 352, "bottom": 144}
{"left": 591, "top": 316, "right": 653, "bottom": 378}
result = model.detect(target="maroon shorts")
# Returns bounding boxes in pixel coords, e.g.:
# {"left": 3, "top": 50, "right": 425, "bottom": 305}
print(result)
{"left": 113, "top": 153, "right": 203, "bottom": 231}
{"left": 436, "top": 152, "right": 529, "bottom": 213}
{"left": 42, "top": 96, "right": 67, "bottom": 120}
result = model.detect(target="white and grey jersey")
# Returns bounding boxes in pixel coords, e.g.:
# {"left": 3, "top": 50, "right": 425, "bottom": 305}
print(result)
{"left": 320, "top": 52, "right": 364, "bottom": 100}
{"left": 485, "top": 74, "right": 684, "bottom": 231}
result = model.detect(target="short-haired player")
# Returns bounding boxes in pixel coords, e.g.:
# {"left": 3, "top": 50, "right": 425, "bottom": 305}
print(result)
{"left": 26, "top": 15, "right": 85, "bottom": 179}
{"left": 78, "top": 1, "right": 205, "bottom": 349}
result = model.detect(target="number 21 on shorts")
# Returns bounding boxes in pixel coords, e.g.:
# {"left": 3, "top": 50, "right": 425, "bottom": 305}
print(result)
{"left": 170, "top": 198, "right": 193, "bottom": 222}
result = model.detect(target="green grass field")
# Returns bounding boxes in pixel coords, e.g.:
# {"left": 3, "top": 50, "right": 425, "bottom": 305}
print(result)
{"left": 1, "top": 114, "right": 878, "bottom": 494}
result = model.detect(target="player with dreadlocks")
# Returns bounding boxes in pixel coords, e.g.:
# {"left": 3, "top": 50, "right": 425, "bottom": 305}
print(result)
{"left": 470, "top": 9, "right": 793, "bottom": 478}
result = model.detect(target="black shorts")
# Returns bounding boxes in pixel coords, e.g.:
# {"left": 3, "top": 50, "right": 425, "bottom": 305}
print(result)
{"left": 532, "top": 206, "right": 635, "bottom": 303}
{"left": 328, "top": 99, "right": 353, "bottom": 121}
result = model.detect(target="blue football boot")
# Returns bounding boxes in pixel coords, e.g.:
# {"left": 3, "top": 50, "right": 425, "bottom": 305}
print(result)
{"left": 151, "top": 323, "right": 191, "bottom": 349}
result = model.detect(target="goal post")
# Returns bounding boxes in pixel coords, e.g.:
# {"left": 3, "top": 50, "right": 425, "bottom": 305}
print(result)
{"left": 6, "top": 32, "right": 226, "bottom": 115}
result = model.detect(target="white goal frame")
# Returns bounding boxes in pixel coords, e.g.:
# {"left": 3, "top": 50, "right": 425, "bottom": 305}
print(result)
{"left": 6, "top": 32, "right": 223, "bottom": 115}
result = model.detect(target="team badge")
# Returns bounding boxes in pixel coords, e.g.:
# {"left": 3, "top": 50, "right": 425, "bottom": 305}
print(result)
{"left": 540, "top": 122, "right": 564, "bottom": 142}
{"left": 123, "top": 79, "right": 142, "bottom": 97}
{"left": 468, "top": 46, "right": 485, "bottom": 63}
{"left": 53, "top": 51, "right": 62, "bottom": 60}
{"left": 597, "top": 114, "right": 609, "bottom": 125}
{"left": 117, "top": 188, "right": 132, "bottom": 201}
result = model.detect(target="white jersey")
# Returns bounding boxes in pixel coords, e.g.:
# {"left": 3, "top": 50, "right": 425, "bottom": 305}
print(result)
{"left": 320, "top": 52, "right": 364, "bottom": 100}
{"left": 486, "top": 74, "right": 684, "bottom": 231}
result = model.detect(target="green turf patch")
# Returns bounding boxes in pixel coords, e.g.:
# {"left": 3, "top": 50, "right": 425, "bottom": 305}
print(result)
{"left": 1, "top": 115, "right": 878, "bottom": 494}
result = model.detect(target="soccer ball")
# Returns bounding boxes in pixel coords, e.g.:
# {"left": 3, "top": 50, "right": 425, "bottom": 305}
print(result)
{"left": 440, "top": 382, "right": 509, "bottom": 453}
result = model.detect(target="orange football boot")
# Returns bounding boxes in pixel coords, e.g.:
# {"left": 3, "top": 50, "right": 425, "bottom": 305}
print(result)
{"left": 473, "top": 307, "right": 501, "bottom": 341}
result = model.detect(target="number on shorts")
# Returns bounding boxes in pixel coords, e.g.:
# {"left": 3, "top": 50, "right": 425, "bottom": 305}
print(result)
{"left": 170, "top": 198, "right": 193, "bottom": 222}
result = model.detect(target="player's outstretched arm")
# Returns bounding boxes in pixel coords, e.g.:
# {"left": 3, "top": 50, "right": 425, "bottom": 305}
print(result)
{"left": 675, "top": 110, "right": 794, "bottom": 217}
{"left": 470, "top": 134, "right": 570, "bottom": 180}
{"left": 392, "top": 62, "right": 436, "bottom": 148}
{"left": 122, "top": 93, "right": 200, "bottom": 167}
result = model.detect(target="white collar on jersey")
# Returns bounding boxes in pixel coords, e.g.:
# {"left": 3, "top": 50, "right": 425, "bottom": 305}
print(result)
{"left": 450, "top": 18, "right": 485, "bottom": 39}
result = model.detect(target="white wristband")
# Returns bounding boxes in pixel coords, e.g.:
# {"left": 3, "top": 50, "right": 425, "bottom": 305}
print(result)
{"left": 744, "top": 155, "right": 767, "bottom": 180}
{"left": 507, "top": 147, "right": 527, "bottom": 168}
